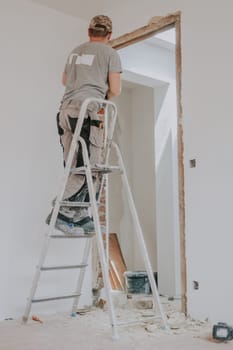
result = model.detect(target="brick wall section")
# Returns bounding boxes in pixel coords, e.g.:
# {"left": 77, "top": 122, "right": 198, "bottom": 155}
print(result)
{"left": 98, "top": 177, "right": 106, "bottom": 228}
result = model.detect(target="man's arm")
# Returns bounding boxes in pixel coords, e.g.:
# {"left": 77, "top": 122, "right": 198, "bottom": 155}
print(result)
{"left": 107, "top": 72, "right": 121, "bottom": 100}
{"left": 62, "top": 72, "right": 67, "bottom": 86}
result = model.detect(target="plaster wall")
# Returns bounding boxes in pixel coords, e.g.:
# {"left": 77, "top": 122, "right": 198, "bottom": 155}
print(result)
{"left": 109, "top": 87, "right": 134, "bottom": 269}
{"left": 112, "top": 41, "right": 180, "bottom": 296}
{"left": 130, "top": 86, "right": 157, "bottom": 271}
{"left": 103, "top": 0, "right": 233, "bottom": 323}
{"left": 2, "top": 0, "right": 233, "bottom": 324}
{"left": 0, "top": 0, "right": 91, "bottom": 319}
{"left": 111, "top": 85, "right": 157, "bottom": 274}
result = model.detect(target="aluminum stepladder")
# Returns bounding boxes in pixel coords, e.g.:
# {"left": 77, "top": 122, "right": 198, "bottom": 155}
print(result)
{"left": 22, "top": 98, "right": 169, "bottom": 339}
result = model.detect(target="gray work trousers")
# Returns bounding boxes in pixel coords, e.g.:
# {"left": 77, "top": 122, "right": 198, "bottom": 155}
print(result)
{"left": 58, "top": 99, "right": 104, "bottom": 221}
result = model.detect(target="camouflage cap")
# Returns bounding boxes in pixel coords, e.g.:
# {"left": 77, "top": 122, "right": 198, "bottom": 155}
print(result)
{"left": 89, "top": 15, "right": 112, "bottom": 33}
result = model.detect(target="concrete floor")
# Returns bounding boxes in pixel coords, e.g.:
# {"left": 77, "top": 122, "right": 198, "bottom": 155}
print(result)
{"left": 1, "top": 306, "right": 232, "bottom": 350}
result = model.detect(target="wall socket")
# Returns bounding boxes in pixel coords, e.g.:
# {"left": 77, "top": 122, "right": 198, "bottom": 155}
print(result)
{"left": 193, "top": 280, "right": 199, "bottom": 290}
{"left": 189, "top": 159, "right": 196, "bottom": 168}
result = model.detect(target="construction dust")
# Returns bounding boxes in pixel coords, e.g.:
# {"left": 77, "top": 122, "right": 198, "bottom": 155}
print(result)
{"left": 1, "top": 296, "right": 231, "bottom": 350}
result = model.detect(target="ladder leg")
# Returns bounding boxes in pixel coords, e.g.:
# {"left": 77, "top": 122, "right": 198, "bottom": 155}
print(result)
{"left": 105, "top": 174, "right": 110, "bottom": 267}
{"left": 96, "top": 174, "right": 110, "bottom": 276}
{"left": 100, "top": 104, "right": 116, "bottom": 275}
{"left": 22, "top": 102, "right": 90, "bottom": 323}
{"left": 22, "top": 232, "right": 51, "bottom": 323}
{"left": 71, "top": 238, "right": 92, "bottom": 315}
{"left": 80, "top": 137, "right": 119, "bottom": 340}
{"left": 112, "top": 142, "right": 169, "bottom": 332}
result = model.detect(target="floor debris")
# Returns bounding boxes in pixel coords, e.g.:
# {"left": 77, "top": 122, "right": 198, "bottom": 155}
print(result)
{"left": 32, "top": 315, "right": 43, "bottom": 324}
{"left": 1, "top": 297, "right": 232, "bottom": 350}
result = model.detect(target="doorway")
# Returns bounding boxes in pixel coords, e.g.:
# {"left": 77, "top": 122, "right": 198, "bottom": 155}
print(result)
{"left": 110, "top": 12, "right": 186, "bottom": 313}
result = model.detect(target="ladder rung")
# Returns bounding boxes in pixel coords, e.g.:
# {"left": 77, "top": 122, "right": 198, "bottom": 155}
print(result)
{"left": 60, "top": 201, "right": 91, "bottom": 207}
{"left": 50, "top": 233, "right": 95, "bottom": 239}
{"left": 70, "top": 165, "right": 122, "bottom": 175}
{"left": 32, "top": 293, "right": 81, "bottom": 303}
{"left": 41, "top": 264, "right": 87, "bottom": 271}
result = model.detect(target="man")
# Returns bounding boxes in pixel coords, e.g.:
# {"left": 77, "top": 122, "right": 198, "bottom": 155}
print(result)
{"left": 54, "top": 15, "right": 122, "bottom": 234}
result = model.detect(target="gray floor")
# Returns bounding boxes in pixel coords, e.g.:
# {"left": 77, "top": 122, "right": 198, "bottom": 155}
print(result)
{"left": 1, "top": 306, "right": 232, "bottom": 350}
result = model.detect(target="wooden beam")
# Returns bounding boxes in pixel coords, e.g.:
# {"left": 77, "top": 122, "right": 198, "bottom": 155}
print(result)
{"left": 108, "top": 233, "right": 126, "bottom": 290}
{"left": 175, "top": 16, "right": 187, "bottom": 315}
{"left": 110, "top": 12, "right": 180, "bottom": 50}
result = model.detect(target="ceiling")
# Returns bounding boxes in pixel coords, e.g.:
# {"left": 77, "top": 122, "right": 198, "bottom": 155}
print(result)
{"left": 31, "top": 0, "right": 175, "bottom": 51}
{"left": 31, "top": 0, "right": 110, "bottom": 20}
{"left": 31, "top": 1, "right": 174, "bottom": 42}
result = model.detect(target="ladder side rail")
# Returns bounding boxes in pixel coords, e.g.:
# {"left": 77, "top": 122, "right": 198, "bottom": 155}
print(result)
{"left": 71, "top": 238, "right": 92, "bottom": 315}
{"left": 22, "top": 231, "right": 51, "bottom": 322}
{"left": 103, "top": 105, "right": 110, "bottom": 268}
{"left": 103, "top": 104, "right": 117, "bottom": 268}
{"left": 96, "top": 102, "right": 118, "bottom": 203}
{"left": 105, "top": 174, "right": 110, "bottom": 266}
{"left": 104, "top": 104, "right": 117, "bottom": 164}
{"left": 103, "top": 104, "right": 109, "bottom": 152}
{"left": 49, "top": 98, "right": 92, "bottom": 230}
{"left": 95, "top": 104, "right": 110, "bottom": 211}
{"left": 112, "top": 142, "right": 169, "bottom": 332}
{"left": 22, "top": 99, "right": 91, "bottom": 323}
{"left": 46, "top": 98, "right": 114, "bottom": 230}
{"left": 79, "top": 137, "right": 119, "bottom": 340}
{"left": 95, "top": 103, "right": 117, "bottom": 267}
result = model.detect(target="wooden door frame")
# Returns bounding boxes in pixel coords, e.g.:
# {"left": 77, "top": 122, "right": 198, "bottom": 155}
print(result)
{"left": 110, "top": 11, "right": 187, "bottom": 314}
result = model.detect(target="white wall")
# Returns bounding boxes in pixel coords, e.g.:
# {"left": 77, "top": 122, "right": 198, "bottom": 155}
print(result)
{"left": 2, "top": 0, "right": 233, "bottom": 325}
{"left": 0, "top": 0, "right": 92, "bottom": 319}
{"left": 103, "top": 0, "right": 233, "bottom": 324}
{"left": 109, "top": 87, "right": 135, "bottom": 268}
{"left": 130, "top": 86, "right": 157, "bottom": 270}
{"left": 119, "top": 41, "right": 175, "bottom": 83}
{"left": 155, "top": 82, "right": 181, "bottom": 297}
{"left": 113, "top": 40, "right": 180, "bottom": 297}
{"left": 111, "top": 85, "right": 157, "bottom": 273}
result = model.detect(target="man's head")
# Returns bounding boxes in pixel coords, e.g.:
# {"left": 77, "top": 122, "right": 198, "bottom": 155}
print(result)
{"left": 88, "top": 15, "right": 112, "bottom": 40}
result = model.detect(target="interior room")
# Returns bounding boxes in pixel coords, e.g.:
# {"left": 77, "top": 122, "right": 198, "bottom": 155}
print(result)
{"left": 1, "top": 0, "right": 233, "bottom": 349}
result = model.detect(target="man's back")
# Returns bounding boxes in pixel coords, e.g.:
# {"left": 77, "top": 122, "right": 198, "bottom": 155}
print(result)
{"left": 63, "top": 41, "right": 121, "bottom": 103}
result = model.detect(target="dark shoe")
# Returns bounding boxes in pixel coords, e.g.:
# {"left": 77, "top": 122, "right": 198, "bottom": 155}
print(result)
{"left": 46, "top": 212, "right": 84, "bottom": 234}
{"left": 73, "top": 216, "right": 95, "bottom": 234}
{"left": 55, "top": 218, "right": 84, "bottom": 235}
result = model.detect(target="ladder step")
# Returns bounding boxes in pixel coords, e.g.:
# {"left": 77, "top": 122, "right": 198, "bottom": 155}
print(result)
{"left": 32, "top": 293, "right": 81, "bottom": 303}
{"left": 60, "top": 201, "right": 91, "bottom": 207}
{"left": 70, "top": 165, "right": 122, "bottom": 175}
{"left": 50, "top": 233, "right": 95, "bottom": 239}
{"left": 41, "top": 264, "right": 88, "bottom": 271}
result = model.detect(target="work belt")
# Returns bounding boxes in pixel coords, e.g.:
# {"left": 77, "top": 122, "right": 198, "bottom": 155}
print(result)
{"left": 90, "top": 120, "right": 103, "bottom": 128}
